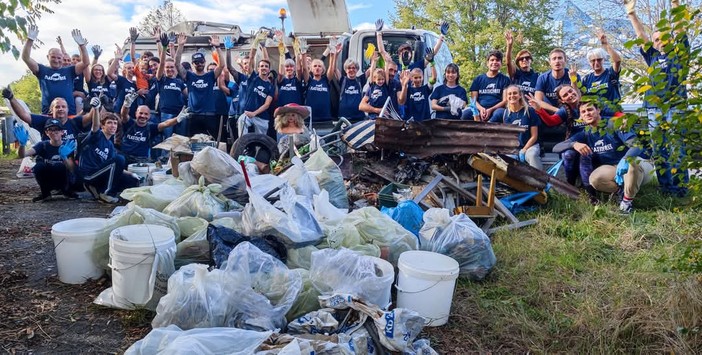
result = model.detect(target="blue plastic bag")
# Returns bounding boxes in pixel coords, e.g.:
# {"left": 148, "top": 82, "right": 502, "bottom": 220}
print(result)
{"left": 381, "top": 200, "right": 424, "bottom": 241}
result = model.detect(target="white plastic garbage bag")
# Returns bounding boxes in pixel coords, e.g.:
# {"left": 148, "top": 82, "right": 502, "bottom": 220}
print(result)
{"left": 304, "top": 146, "right": 349, "bottom": 210}
{"left": 309, "top": 248, "right": 393, "bottom": 308}
{"left": 178, "top": 161, "right": 199, "bottom": 186}
{"left": 285, "top": 269, "right": 321, "bottom": 322}
{"left": 279, "top": 156, "right": 321, "bottom": 202}
{"left": 162, "top": 177, "right": 236, "bottom": 221}
{"left": 419, "top": 208, "right": 496, "bottom": 280}
{"left": 125, "top": 324, "right": 272, "bottom": 355}
{"left": 190, "top": 146, "right": 248, "bottom": 201}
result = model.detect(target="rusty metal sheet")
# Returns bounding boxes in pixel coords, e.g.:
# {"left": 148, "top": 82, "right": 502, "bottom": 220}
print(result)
{"left": 374, "top": 118, "right": 525, "bottom": 158}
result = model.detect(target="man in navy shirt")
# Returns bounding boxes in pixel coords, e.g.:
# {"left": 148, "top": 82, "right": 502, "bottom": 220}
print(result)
{"left": 534, "top": 48, "right": 579, "bottom": 113}
{"left": 553, "top": 102, "right": 653, "bottom": 213}
{"left": 175, "top": 33, "right": 224, "bottom": 137}
{"left": 470, "top": 50, "right": 511, "bottom": 121}
{"left": 21, "top": 26, "right": 90, "bottom": 116}
{"left": 582, "top": 29, "right": 622, "bottom": 106}
{"left": 626, "top": 0, "right": 689, "bottom": 196}
{"left": 119, "top": 97, "right": 185, "bottom": 164}
{"left": 79, "top": 98, "right": 139, "bottom": 204}
{"left": 155, "top": 45, "right": 187, "bottom": 138}
{"left": 505, "top": 30, "right": 539, "bottom": 95}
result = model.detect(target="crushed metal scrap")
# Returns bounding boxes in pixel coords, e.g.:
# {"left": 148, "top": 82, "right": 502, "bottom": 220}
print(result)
{"left": 374, "top": 118, "right": 526, "bottom": 158}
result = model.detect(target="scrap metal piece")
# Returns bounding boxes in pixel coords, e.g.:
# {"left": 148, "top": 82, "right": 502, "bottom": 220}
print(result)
{"left": 374, "top": 118, "right": 525, "bottom": 158}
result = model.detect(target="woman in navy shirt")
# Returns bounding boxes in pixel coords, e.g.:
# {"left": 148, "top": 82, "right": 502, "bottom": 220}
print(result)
{"left": 430, "top": 63, "right": 468, "bottom": 119}
{"left": 490, "top": 85, "right": 541, "bottom": 169}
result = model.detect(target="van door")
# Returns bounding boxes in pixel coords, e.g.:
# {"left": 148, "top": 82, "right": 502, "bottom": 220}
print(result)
{"left": 287, "top": 0, "right": 352, "bottom": 35}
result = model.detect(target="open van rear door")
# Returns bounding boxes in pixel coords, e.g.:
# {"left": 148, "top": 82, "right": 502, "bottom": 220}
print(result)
{"left": 287, "top": 0, "right": 352, "bottom": 35}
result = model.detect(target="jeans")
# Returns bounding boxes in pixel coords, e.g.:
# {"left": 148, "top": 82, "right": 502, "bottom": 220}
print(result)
{"left": 160, "top": 113, "right": 176, "bottom": 139}
{"left": 562, "top": 149, "right": 594, "bottom": 187}
{"left": 647, "top": 108, "right": 688, "bottom": 195}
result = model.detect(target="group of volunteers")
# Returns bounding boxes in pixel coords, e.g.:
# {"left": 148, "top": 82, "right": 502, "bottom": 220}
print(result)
{"left": 3, "top": 0, "right": 688, "bottom": 212}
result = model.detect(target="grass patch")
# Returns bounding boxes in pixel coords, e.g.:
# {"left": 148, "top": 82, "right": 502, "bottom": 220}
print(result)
{"left": 425, "top": 186, "right": 702, "bottom": 353}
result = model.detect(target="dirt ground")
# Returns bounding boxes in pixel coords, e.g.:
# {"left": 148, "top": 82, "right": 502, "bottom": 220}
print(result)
{"left": 0, "top": 158, "right": 150, "bottom": 354}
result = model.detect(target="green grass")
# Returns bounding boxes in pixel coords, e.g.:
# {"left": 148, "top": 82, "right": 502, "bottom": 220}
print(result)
{"left": 424, "top": 185, "right": 702, "bottom": 353}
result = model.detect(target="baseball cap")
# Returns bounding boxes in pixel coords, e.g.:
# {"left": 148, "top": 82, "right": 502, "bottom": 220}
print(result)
{"left": 44, "top": 119, "right": 63, "bottom": 130}
{"left": 191, "top": 52, "right": 205, "bottom": 63}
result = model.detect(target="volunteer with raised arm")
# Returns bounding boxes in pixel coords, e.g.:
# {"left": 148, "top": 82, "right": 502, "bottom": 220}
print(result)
{"left": 582, "top": 29, "right": 622, "bottom": 105}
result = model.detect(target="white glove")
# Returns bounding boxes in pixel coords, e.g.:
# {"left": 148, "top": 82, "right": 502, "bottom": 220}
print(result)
{"left": 298, "top": 38, "right": 309, "bottom": 54}
{"left": 175, "top": 107, "right": 190, "bottom": 123}
{"left": 328, "top": 37, "right": 338, "bottom": 54}
{"left": 27, "top": 25, "right": 39, "bottom": 41}
{"left": 90, "top": 97, "right": 101, "bottom": 108}
{"left": 71, "top": 29, "right": 88, "bottom": 46}
{"left": 623, "top": 0, "right": 636, "bottom": 15}
{"left": 123, "top": 92, "right": 138, "bottom": 108}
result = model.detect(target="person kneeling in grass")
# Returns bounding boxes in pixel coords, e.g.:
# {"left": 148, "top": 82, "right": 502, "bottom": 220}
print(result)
{"left": 553, "top": 101, "right": 653, "bottom": 213}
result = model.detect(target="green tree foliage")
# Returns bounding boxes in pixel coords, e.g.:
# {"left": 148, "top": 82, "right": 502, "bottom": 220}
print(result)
{"left": 392, "top": 0, "right": 555, "bottom": 85}
{"left": 0, "top": 0, "right": 60, "bottom": 59}
{"left": 617, "top": 3, "right": 701, "bottom": 196}
{"left": 137, "top": 0, "right": 187, "bottom": 37}
{"left": 9, "top": 70, "right": 41, "bottom": 113}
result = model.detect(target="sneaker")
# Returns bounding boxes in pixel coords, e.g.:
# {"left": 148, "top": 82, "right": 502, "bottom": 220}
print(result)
{"left": 619, "top": 199, "right": 633, "bottom": 214}
{"left": 84, "top": 184, "right": 100, "bottom": 199}
{"left": 98, "top": 193, "right": 119, "bottom": 204}
{"left": 32, "top": 193, "right": 51, "bottom": 202}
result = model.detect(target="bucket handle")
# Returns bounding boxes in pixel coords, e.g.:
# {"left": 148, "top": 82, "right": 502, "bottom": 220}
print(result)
{"left": 54, "top": 238, "right": 65, "bottom": 250}
{"left": 394, "top": 279, "right": 443, "bottom": 294}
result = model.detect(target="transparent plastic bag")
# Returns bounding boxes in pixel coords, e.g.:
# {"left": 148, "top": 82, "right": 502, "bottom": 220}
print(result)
{"left": 176, "top": 216, "right": 209, "bottom": 238}
{"left": 285, "top": 269, "right": 322, "bottom": 322}
{"left": 178, "top": 161, "right": 199, "bottom": 186}
{"left": 190, "top": 146, "right": 248, "bottom": 202}
{"left": 286, "top": 245, "right": 319, "bottom": 270}
{"left": 175, "top": 226, "right": 209, "bottom": 268}
{"left": 279, "top": 156, "right": 321, "bottom": 202}
{"left": 419, "top": 208, "right": 496, "bottom": 280}
{"left": 162, "top": 177, "right": 234, "bottom": 221}
{"left": 304, "top": 146, "right": 349, "bottom": 210}
{"left": 313, "top": 190, "right": 347, "bottom": 223}
{"left": 125, "top": 324, "right": 272, "bottom": 355}
{"left": 310, "top": 248, "right": 393, "bottom": 308}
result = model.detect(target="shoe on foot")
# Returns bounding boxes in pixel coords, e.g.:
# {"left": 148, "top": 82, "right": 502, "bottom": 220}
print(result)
{"left": 62, "top": 190, "right": 79, "bottom": 199}
{"left": 619, "top": 199, "right": 633, "bottom": 214}
{"left": 32, "top": 193, "right": 51, "bottom": 202}
{"left": 98, "top": 193, "right": 119, "bottom": 204}
{"left": 84, "top": 184, "right": 99, "bottom": 199}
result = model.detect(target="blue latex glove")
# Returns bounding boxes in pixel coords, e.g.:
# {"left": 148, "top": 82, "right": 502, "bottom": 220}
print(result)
{"left": 223, "top": 36, "right": 235, "bottom": 50}
{"left": 469, "top": 98, "right": 479, "bottom": 117}
{"left": 519, "top": 151, "right": 526, "bottom": 162}
{"left": 440, "top": 21, "right": 450, "bottom": 36}
{"left": 13, "top": 124, "right": 28, "bottom": 145}
{"left": 614, "top": 159, "right": 628, "bottom": 186}
{"left": 59, "top": 139, "right": 77, "bottom": 160}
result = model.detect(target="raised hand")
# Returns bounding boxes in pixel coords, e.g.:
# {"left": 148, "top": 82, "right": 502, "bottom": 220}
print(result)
{"left": 254, "top": 29, "right": 268, "bottom": 43}
{"left": 71, "top": 29, "right": 88, "bottom": 46}
{"left": 375, "top": 19, "right": 384, "bottom": 32}
{"left": 13, "top": 124, "right": 29, "bottom": 146}
{"left": 27, "top": 25, "right": 39, "bottom": 41}
{"left": 595, "top": 28, "right": 608, "bottom": 44}
{"left": 129, "top": 27, "right": 139, "bottom": 42}
{"left": 168, "top": 32, "right": 176, "bottom": 44}
{"left": 328, "top": 37, "right": 338, "bottom": 54}
{"left": 209, "top": 35, "right": 221, "bottom": 47}
{"left": 623, "top": 0, "right": 636, "bottom": 15}
{"left": 123, "top": 92, "right": 138, "bottom": 108}
{"left": 400, "top": 70, "right": 410, "bottom": 86}
{"left": 525, "top": 93, "right": 542, "bottom": 111}
{"left": 440, "top": 21, "right": 450, "bottom": 36}
{"left": 159, "top": 33, "right": 169, "bottom": 48}
{"left": 59, "top": 140, "right": 77, "bottom": 160}
{"left": 177, "top": 33, "right": 187, "bottom": 46}
{"left": 114, "top": 43, "right": 123, "bottom": 59}
{"left": 90, "top": 96, "right": 101, "bottom": 108}
{"left": 2, "top": 87, "right": 14, "bottom": 100}
{"left": 505, "top": 30, "right": 513, "bottom": 46}
{"left": 91, "top": 45, "right": 102, "bottom": 59}
{"left": 56, "top": 36, "right": 63, "bottom": 46}
{"left": 175, "top": 107, "right": 190, "bottom": 123}
{"left": 424, "top": 47, "right": 435, "bottom": 63}
{"left": 223, "top": 35, "right": 235, "bottom": 50}
{"left": 298, "top": 37, "right": 308, "bottom": 54}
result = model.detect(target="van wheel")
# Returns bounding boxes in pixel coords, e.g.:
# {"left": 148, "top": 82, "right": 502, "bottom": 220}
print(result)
{"left": 230, "top": 134, "right": 280, "bottom": 162}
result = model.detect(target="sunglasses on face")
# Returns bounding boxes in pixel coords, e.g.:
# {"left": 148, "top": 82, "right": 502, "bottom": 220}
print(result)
{"left": 517, "top": 56, "right": 532, "bottom": 61}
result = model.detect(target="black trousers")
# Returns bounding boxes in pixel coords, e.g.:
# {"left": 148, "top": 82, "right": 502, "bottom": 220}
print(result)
{"left": 33, "top": 161, "right": 68, "bottom": 195}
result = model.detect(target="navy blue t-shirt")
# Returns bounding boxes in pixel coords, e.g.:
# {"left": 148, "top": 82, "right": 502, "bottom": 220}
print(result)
{"left": 32, "top": 141, "right": 64, "bottom": 165}
{"left": 639, "top": 36, "right": 689, "bottom": 107}
{"left": 337, "top": 74, "right": 366, "bottom": 120}
{"left": 582, "top": 67, "right": 621, "bottom": 103}
{"left": 79, "top": 130, "right": 117, "bottom": 174}
{"left": 30, "top": 114, "right": 86, "bottom": 141}
{"left": 213, "top": 81, "right": 229, "bottom": 116}
{"left": 87, "top": 78, "right": 113, "bottom": 99}
{"left": 144, "top": 78, "right": 158, "bottom": 110}
{"left": 185, "top": 71, "right": 217, "bottom": 114}
{"left": 234, "top": 73, "right": 249, "bottom": 115}
{"left": 535, "top": 69, "right": 579, "bottom": 107}
{"left": 36, "top": 64, "right": 77, "bottom": 115}
{"left": 429, "top": 84, "right": 468, "bottom": 119}
{"left": 120, "top": 119, "right": 159, "bottom": 158}
{"left": 227, "top": 81, "right": 239, "bottom": 116}
{"left": 569, "top": 129, "right": 637, "bottom": 166}
{"left": 113, "top": 75, "right": 137, "bottom": 115}
{"left": 73, "top": 73, "right": 86, "bottom": 94}
{"left": 513, "top": 69, "right": 540, "bottom": 95}
{"left": 405, "top": 85, "right": 432, "bottom": 121}
{"left": 305, "top": 75, "right": 332, "bottom": 121}
{"left": 243, "top": 72, "right": 274, "bottom": 121}
{"left": 158, "top": 76, "right": 186, "bottom": 114}
{"left": 363, "top": 83, "right": 391, "bottom": 119}
{"left": 490, "top": 107, "right": 539, "bottom": 148}
{"left": 388, "top": 78, "right": 403, "bottom": 117}
{"left": 277, "top": 76, "right": 305, "bottom": 107}
{"left": 470, "top": 73, "right": 511, "bottom": 109}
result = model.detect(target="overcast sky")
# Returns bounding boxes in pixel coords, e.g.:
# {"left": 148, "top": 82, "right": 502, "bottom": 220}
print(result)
{"left": 0, "top": 0, "right": 392, "bottom": 86}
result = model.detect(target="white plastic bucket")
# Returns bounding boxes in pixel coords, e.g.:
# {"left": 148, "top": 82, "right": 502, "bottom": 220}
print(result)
{"left": 150, "top": 170, "right": 171, "bottom": 185}
{"left": 51, "top": 218, "right": 107, "bottom": 284}
{"left": 128, "top": 163, "right": 157, "bottom": 185}
{"left": 396, "top": 250, "right": 460, "bottom": 326}
{"left": 109, "top": 224, "right": 176, "bottom": 305}
{"left": 370, "top": 256, "right": 395, "bottom": 309}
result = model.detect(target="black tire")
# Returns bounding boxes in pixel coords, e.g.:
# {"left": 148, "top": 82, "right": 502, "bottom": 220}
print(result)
{"left": 229, "top": 133, "right": 280, "bottom": 162}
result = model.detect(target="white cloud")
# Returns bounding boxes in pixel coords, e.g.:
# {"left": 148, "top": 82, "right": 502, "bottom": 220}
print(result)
{"left": 354, "top": 22, "right": 376, "bottom": 31}
{"left": 348, "top": 3, "right": 372, "bottom": 11}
